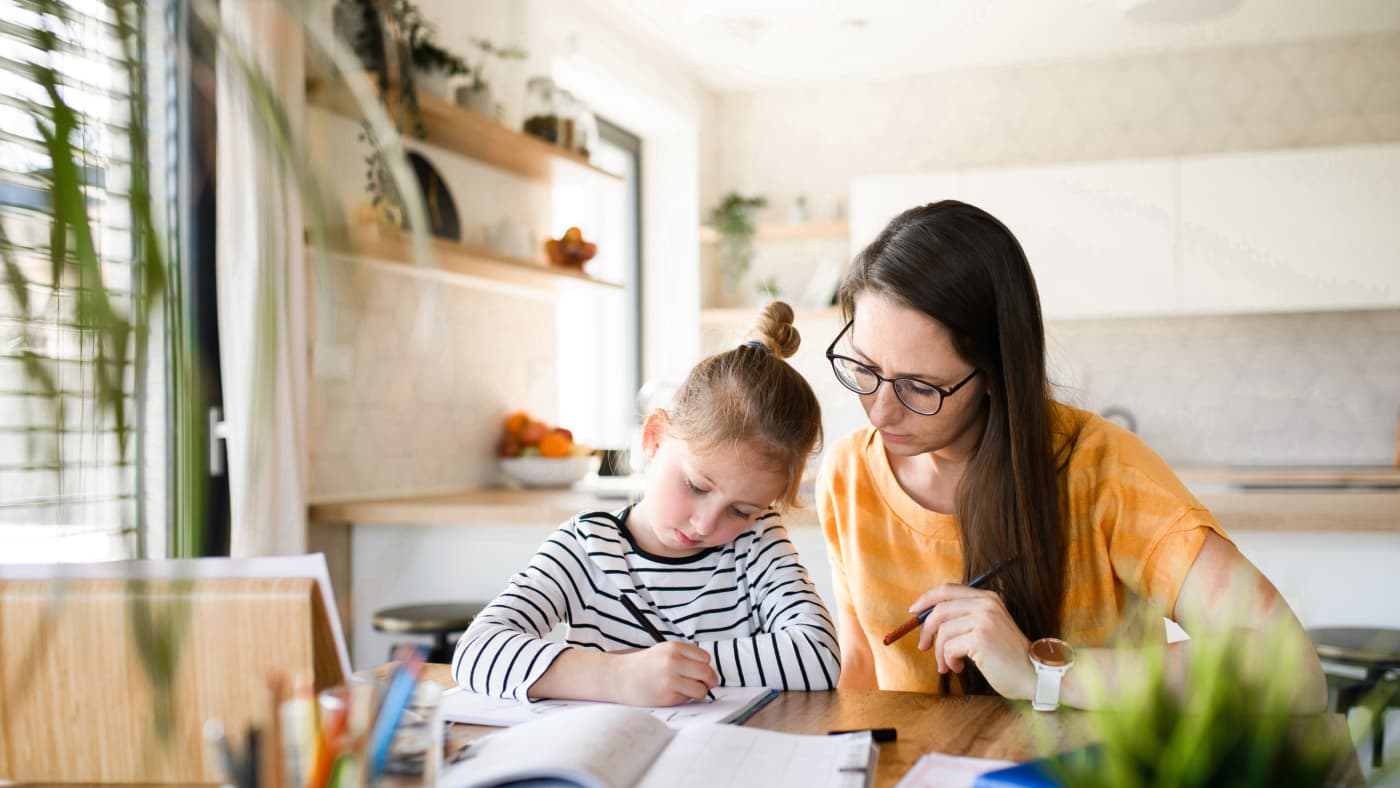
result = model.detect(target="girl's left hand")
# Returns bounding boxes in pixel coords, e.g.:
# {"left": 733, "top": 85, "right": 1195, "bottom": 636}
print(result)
{"left": 912, "top": 584, "right": 1035, "bottom": 700}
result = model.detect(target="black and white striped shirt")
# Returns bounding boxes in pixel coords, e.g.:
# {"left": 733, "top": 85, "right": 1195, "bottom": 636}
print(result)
{"left": 452, "top": 507, "right": 841, "bottom": 701}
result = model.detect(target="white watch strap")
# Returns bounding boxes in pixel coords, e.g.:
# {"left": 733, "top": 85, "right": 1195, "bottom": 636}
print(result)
{"left": 1032, "top": 666, "right": 1063, "bottom": 711}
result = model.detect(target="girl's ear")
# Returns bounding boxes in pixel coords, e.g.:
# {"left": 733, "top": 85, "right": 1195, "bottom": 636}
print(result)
{"left": 641, "top": 409, "right": 670, "bottom": 458}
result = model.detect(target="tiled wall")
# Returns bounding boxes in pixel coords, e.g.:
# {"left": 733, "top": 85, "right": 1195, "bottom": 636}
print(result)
{"left": 702, "top": 309, "right": 1400, "bottom": 469}
{"left": 307, "top": 257, "right": 558, "bottom": 500}
{"left": 1046, "top": 309, "right": 1400, "bottom": 467}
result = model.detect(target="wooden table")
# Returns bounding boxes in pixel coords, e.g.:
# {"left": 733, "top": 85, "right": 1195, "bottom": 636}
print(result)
{"left": 413, "top": 664, "right": 1363, "bottom": 787}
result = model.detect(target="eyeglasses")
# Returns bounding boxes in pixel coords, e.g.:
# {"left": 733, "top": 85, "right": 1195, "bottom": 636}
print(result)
{"left": 825, "top": 320, "right": 980, "bottom": 416}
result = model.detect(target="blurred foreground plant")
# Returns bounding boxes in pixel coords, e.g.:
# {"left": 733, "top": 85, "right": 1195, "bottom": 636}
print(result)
{"left": 1031, "top": 608, "right": 1363, "bottom": 787}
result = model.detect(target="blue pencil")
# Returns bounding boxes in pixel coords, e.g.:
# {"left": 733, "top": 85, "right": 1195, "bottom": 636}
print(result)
{"left": 366, "top": 645, "right": 428, "bottom": 777}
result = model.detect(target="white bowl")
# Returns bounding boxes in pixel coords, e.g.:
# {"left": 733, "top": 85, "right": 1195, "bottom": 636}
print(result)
{"left": 500, "top": 456, "right": 596, "bottom": 489}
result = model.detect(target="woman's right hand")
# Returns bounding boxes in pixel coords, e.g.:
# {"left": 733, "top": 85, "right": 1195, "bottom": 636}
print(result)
{"left": 613, "top": 641, "right": 719, "bottom": 706}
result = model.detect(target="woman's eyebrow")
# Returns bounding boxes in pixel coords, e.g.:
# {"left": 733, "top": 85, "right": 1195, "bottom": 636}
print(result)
{"left": 850, "top": 339, "right": 942, "bottom": 383}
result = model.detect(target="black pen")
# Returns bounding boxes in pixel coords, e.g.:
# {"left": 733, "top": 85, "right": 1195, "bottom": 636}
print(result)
{"left": 618, "top": 593, "right": 717, "bottom": 702}
{"left": 882, "top": 556, "right": 1020, "bottom": 646}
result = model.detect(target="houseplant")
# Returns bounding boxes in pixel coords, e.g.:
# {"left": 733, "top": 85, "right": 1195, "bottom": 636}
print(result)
{"left": 707, "top": 191, "right": 767, "bottom": 293}
{"left": 454, "top": 37, "right": 527, "bottom": 118}
{"left": 1025, "top": 606, "right": 1384, "bottom": 787}
{"left": 336, "top": 0, "right": 471, "bottom": 134}
{"left": 4, "top": 0, "right": 429, "bottom": 764}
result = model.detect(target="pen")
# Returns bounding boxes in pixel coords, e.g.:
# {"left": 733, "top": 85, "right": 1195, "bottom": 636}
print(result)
{"left": 203, "top": 718, "right": 244, "bottom": 788}
{"left": 882, "top": 556, "right": 1019, "bottom": 646}
{"left": 618, "top": 593, "right": 717, "bottom": 702}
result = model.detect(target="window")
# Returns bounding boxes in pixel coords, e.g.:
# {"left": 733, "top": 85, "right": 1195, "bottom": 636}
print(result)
{"left": 0, "top": 0, "right": 161, "bottom": 560}
{"left": 552, "top": 117, "right": 641, "bottom": 451}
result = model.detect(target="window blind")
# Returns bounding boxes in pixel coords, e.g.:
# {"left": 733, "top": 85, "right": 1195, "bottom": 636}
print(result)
{"left": 0, "top": 0, "right": 157, "bottom": 561}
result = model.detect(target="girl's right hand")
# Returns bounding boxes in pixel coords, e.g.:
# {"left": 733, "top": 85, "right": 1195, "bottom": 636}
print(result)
{"left": 614, "top": 641, "right": 718, "bottom": 706}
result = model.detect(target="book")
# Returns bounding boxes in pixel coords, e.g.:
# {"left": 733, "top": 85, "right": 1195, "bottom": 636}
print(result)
{"left": 439, "top": 704, "right": 877, "bottom": 788}
{"left": 972, "top": 746, "right": 1101, "bottom": 787}
{"left": 440, "top": 685, "right": 779, "bottom": 729}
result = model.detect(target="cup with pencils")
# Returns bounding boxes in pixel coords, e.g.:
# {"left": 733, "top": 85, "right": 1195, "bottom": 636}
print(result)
{"left": 210, "top": 644, "right": 442, "bottom": 787}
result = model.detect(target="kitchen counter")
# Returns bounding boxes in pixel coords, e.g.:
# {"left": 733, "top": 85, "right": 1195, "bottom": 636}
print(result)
{"left": 308, "top": 470, "right": 1400, "bottom": 533}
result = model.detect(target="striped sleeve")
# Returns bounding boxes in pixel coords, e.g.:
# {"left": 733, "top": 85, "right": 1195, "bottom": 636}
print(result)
{"left": 699, "top": 519, "right": 841, "bottom": 691}
{"left": 451, "top": 520, "right": 591, "bottom": 701}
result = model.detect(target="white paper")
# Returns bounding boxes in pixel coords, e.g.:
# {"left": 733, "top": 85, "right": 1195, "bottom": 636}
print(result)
{"left": 639, "top": 727, "right": 872, "bottom": 788}
{"left": 440, "top": 685, "right": 775, "bottom": 729}
{"left": 894, "top": 752, "right": 1017, "bottom": 788}
{"left": 439, "top": 706, "right": 874, "bottom": 788}
{"left": 0, "top": 553, "right": 352, "bottom": 678}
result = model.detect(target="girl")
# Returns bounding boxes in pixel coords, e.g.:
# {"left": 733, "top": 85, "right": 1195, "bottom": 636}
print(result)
{"left": 818, "top": 200, "right": 1326, "bottom": 711}
{"left": 454, "top": 302, "right": 840, "bottom": 706}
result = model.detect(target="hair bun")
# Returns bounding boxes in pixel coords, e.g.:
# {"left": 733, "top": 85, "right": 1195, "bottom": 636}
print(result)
{"left": 745, "top": 301, "right": 801, "bottom": 360}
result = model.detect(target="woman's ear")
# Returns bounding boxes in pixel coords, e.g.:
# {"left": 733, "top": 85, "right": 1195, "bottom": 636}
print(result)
{"left": 641, "top": 409, "right": 670, "bottom": 458}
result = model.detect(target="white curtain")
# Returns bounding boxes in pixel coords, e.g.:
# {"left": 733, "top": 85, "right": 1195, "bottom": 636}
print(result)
{"left": 215, "top": 0, "right": 307, "bottom": 556}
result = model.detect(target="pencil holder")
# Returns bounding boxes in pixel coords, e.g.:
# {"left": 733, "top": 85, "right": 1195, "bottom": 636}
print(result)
{"left": 386, "top": 680, "right": 444, "bottom": 784}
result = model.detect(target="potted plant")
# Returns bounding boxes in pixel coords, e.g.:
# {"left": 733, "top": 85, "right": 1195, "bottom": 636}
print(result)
{"left": 1020, "top": 609, "right": 1378, "bottom": 788}
{"left": 454, "top": 37, "right": 527, "bottom": 119}
{"left": 335, "top": 0, "right": 471, "bottom": 134}
{"left": 707, "top": 191, "right": 767, "bottom": 295}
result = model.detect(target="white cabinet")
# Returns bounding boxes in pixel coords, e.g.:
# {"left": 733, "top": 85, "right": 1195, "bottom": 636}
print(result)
{"left": 849, "top": 144, "right": 1400, "bottom": 318}
{"left": 850, "top": 163, "right": 1176, "bottom": 319}
{"left": 962, "top": 161, "right": 1176, "bottom": 319}
{"left": 849, "top": 172, "right": 968, "bottom": 259}
{"left": 1178, "top": 145, "right": 1400, "bottom": 314}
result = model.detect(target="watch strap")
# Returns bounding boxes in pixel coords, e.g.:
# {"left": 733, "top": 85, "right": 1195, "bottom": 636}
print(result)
{"left": 1032, "top": 664, "right": 1063, "bottom": 711}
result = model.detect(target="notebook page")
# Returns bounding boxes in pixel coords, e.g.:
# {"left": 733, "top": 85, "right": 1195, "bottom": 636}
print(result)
{"left": 440, "top": 685, "right": 774, "bottom": 728}
{"left": 439, "top": 705, "right": 675, "bottom": 788}
{"left": 638, "top": 727, "right": 873, "bottom": 788}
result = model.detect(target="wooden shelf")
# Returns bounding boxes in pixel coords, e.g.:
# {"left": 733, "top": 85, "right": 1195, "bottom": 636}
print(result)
{"left": 306, "top": 75, "right": 622, "bottom": 185}
{"left": 699, "top": 220, "right": 848, "bottom": 244}
{"left": 312, "top": 235, "right": 623, "bottom": 293}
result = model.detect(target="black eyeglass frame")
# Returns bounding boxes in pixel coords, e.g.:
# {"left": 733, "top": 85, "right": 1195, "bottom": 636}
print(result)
{"left": 825, "top": 320, "right": 980, "bottom": 416}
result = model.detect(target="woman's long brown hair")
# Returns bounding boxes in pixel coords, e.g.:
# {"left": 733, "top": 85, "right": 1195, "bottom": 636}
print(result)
{"left": 838, "top": 201, "right": 1068, "bottom": 694}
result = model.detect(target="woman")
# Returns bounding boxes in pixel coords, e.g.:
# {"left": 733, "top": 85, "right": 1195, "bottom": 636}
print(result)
{"left": 817, "top": 200, "right": 1325, "bottom": 711}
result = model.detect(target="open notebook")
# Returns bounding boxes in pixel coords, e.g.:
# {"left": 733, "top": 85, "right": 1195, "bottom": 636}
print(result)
{"left": 441, "top": 685, "right": 778, "bottom": 728}
{"left": 440, "top": 705, "right": 876, "bottom": 788}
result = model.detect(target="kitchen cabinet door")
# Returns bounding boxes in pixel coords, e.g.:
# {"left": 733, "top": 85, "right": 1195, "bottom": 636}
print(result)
{"left": 1179, "top": 144, "right": 1400, "bottom": 314}
{"left": 959, "top": 159, "right": 1178, "bottom": 319}
{"left": 849, "top": 171, "right": 969, "bottom": 257}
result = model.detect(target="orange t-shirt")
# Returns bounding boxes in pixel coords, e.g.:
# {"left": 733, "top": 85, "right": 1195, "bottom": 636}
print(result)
{"left": 817, "top": 401, "right": 1229, "bottom": 693}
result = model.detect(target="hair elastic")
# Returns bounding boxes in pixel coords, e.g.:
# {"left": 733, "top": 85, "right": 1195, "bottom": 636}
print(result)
{"left": 742, "top": 340, "right": 769, "bottom": 352}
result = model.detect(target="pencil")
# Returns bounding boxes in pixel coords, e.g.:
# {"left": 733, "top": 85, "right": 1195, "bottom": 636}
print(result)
{"left": 618, "top": 593, "right": 717, "bottom": 702}
{"left": 881, "top": 556, "right": 1019, "bottom": 646}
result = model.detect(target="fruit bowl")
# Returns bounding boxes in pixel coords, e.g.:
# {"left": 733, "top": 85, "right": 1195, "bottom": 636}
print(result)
{"left": 500, "top": 455, "right": 596, "bottom": 489}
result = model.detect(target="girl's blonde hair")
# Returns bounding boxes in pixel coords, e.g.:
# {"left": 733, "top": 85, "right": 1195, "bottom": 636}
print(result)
{"left": 665, "top": 301, "right": 821, "bottom": 510}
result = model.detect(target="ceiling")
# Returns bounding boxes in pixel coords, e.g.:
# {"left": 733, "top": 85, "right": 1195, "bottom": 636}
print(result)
{"left": 573, "top": 0, "right": 1400, "bottom": 91}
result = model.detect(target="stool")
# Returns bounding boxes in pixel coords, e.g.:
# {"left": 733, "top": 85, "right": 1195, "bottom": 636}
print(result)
{"left": 1309, "top": 627, "right": 1400, "bottom": 769}
{"left": 373, "top": 601, "right": 485, "bottom": 664}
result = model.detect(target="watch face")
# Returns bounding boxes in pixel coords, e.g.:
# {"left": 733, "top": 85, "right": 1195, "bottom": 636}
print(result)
{"left": 1030, "top": 637, "right": 1074, "bottom": 667}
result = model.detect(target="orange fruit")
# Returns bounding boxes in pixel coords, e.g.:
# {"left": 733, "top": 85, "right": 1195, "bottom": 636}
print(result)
{"left": 538, "top": 431, "right": 573, "bottom": 458}
{"left": 504, "top": 411, "right": 531, "bottom": 436}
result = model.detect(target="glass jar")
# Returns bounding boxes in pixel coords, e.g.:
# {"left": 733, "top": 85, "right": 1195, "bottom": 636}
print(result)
{"left": 557, "top": 89, "right": 580, "bottom": 153}
{"left": 522, "top": 76, "right": 561, "bottom": 145}
{"left": 386, "top": 680, "right": 443, "bottom": 783}
{"left": 574, "top": 98, "right": 598, "bottom": 159}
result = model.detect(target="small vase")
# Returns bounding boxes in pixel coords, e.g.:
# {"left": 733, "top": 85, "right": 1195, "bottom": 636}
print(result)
{"left": 454, "top": 83, "right": 494, "bottom": 117}
{"left": 351, "top": 200, "right": 402, "bottom": 247}
{"left": 413, "top": 68, "right": 451, "bottom": 100}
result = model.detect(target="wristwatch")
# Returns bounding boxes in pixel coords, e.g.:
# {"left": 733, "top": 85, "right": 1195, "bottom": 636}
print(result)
{"left": 1028, "top": 637, "right": 1075, "bottom": 711}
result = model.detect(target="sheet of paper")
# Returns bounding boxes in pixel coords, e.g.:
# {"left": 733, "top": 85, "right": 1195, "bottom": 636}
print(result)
{"left": 440, "top": 685, "right": 775, "bottom": 729}
{"left": 894, "top": 752, "right": 1017, "bottom": 788}
{"left": 639, "top": 726, "right": 872, "bottom": 788}
{"left": 0, "top": 553, "right": 352, "bottom": 678}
